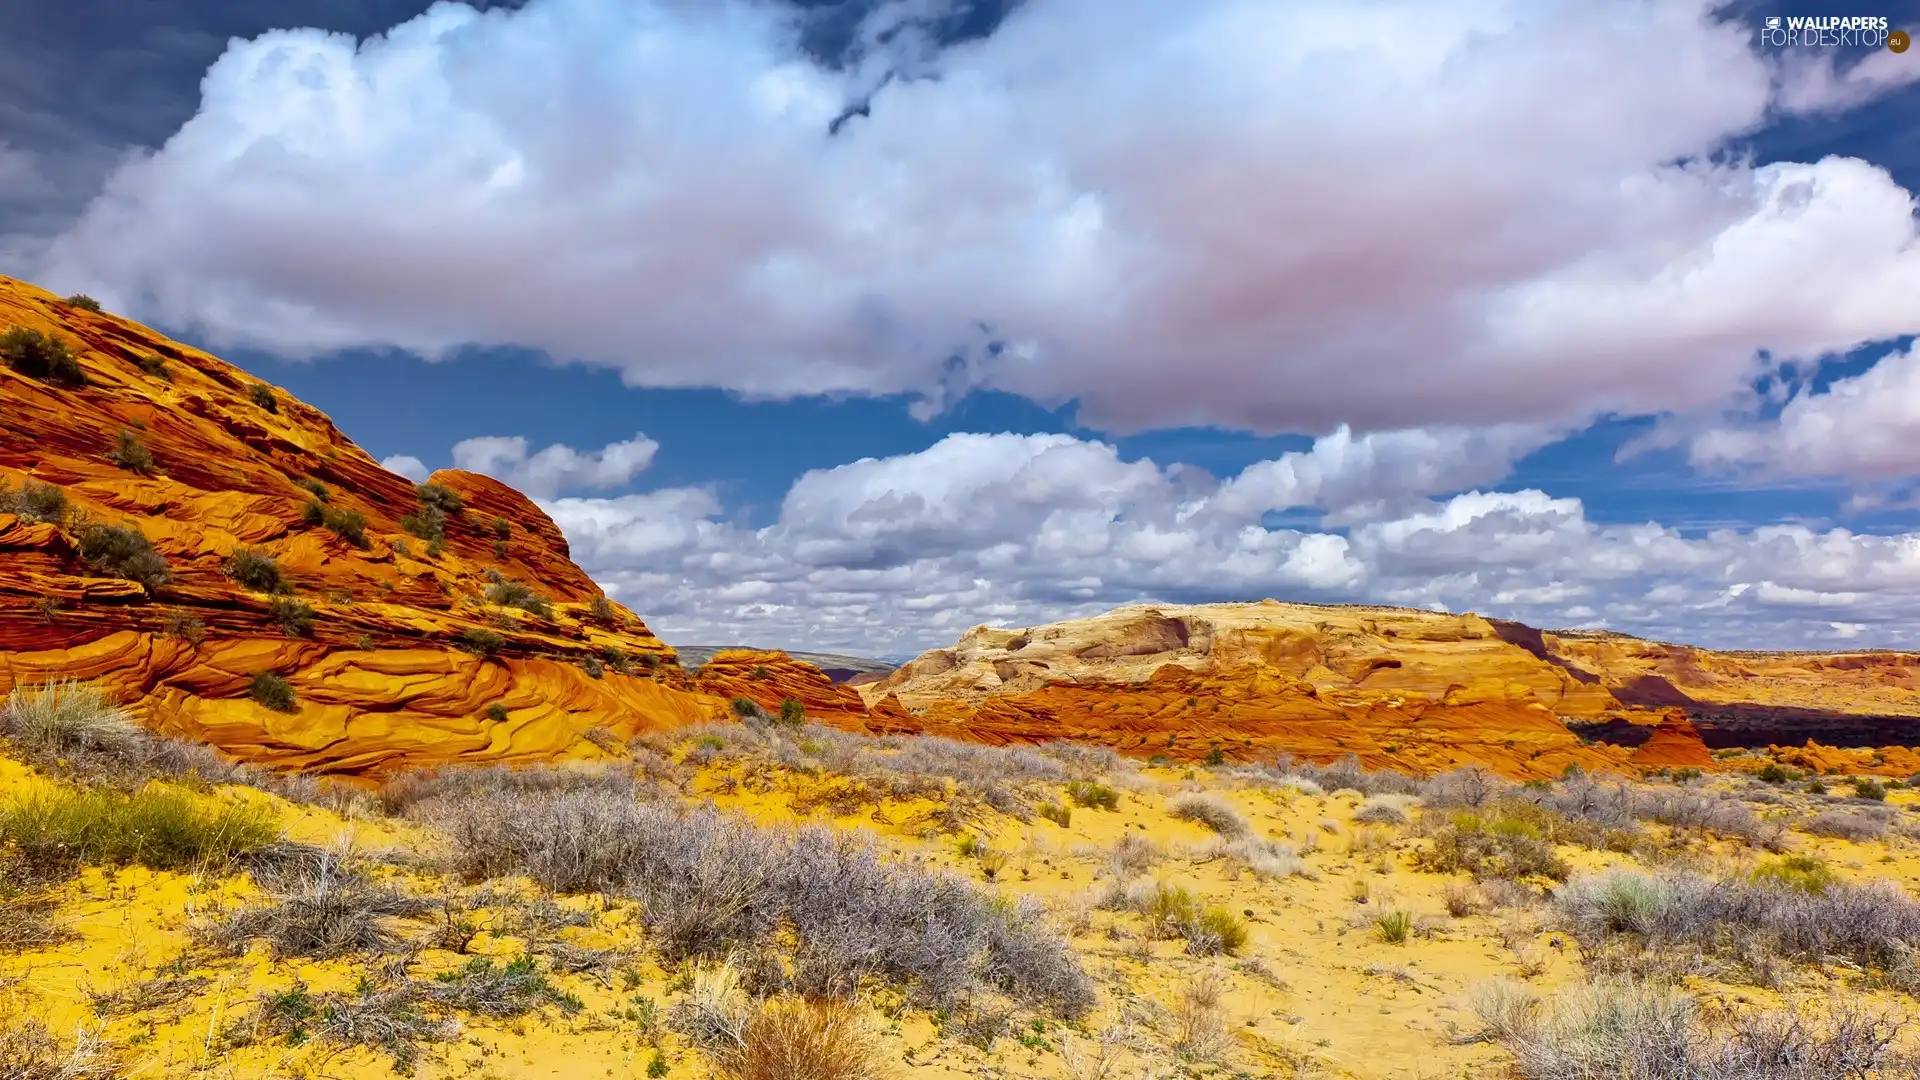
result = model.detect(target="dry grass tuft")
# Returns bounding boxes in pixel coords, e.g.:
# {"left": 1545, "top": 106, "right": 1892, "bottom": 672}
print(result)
{"left": 709, "top": 996, "right": 883, "bottom": 1080}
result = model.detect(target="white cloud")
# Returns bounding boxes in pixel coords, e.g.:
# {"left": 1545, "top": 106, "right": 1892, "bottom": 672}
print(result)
{"left": 1689, "top": 344, "right": 1920, "bottom": 483}
{"left": 33, "top": 0, "right": 1920, "bottom": 435}
{"left": 380, "top": 454, "right": 431, "bottom": 481}
{"left": 1775, "top": 47, "right": 1920, "bottom": 114}
{"left": 509, "top": 430, "right": 1920, "bottom": 654}
{"left": 450, "top": 432, "right": 658, "bottom": 498}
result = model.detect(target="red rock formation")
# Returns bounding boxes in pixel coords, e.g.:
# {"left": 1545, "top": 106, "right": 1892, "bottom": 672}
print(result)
{"left": 1628, "top": 712, "right": 1716, "bottom": 770}
{"left": 692, "top": 649, "right": 872, "bottom": 726}
{"left": 0, "top": 275, "right": 725, "bottom": 776}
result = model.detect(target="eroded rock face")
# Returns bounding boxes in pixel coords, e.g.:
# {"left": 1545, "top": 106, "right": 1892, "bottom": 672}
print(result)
{"left": 691, "top": 649, "right": 872, "bottom": 726}
{"left": 0, "top": 275, "right": 724, "bottom": 776}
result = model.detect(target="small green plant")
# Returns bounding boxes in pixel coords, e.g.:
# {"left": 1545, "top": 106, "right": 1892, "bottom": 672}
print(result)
{"left": 589, "top": 595, "right": 616, "bottom": 625}
{"left": 249, "top": 383, "right": 278, "bottom": 412}
{"left": 425, "top": 539, "right": 445, "bottom": 558}
{"left": 484, "top": 580, "right": 552, "bottom": 618}
{"left": 1807, "top": 779, "right": 1828, "bottom": 795}
{"left": 136, "top": 353, "right": 171, "bottom": 380}
{"left": 1204, "top": 747, "right": 1226, "bottom": 767}
{"left": 355, "top": 634, "right": 374, "bottom": 650}
{"left": 491, "top": 516, "right": 511, "bottom": 540}
{"left": 250, "top": 672, "right": 297, "bottom": 712}
{"left": 1374, "top": 909, "right": 1415, "bottom": 944}
{"left": 5, "top": 479, "right": 67, "bottom": 524}
{"left": 297, "top": 478, "right": 329, "bottom": 502}
{"left": 456, "top": 629, "right": 505, "bottom": 656}
{"left": 730, "top": 696, "right": 762, "bottom": 720}
{"left": 303, "top": 502, "right": 367, "bottom": 547}
{"left": 751, "top": 665, "right": 771, "bottom": 680}
{"left": 1852, "top": 777, "right": 1888, "bottom": 801}
{"left": 223, "top": 547, "right": 282, "bottom": 593}
{"left": 1185, "top": 906, "right": 1249, "bottom": 956}
{"left": 977, "top": 848, "right": 1008, "bottom": 881}
{"left": 955, "top": 834, "right": 983, "bottom": 859}
{"left": 486, "top": 704, "right": 509, "bottom": 723}
{"left": 416, "top": 483, "right": 464, "bottom": 516}
{"left": 0, "top": 785, "right": 277, "bottom": 872}
{"left": 1036, "top": 802, "right": 1072, "bottom": 827}
{"left": 1758, "top": 762, "right": 1790, "bottom": 784}
{"left": 1752, "top": 854, "right": 1837, "bottom": 895}
{"left": 64, "top": 294, "right": 102, "bottom": 312}
{"left": 400, "top": 505, "right": 446, "bottom": 542}
{"left": 74, "top": 521, "right": 170, "bottom": 592}
{"left": 646, "top": 1050, "right": 668, "bottom": 1078}
{"left": 109, "top": 429, "right": 154, "bottom": 474}
{"left": 267, "top": 596, "right": 314, "bottom": 638}
{"left": 580, "top": 657, "right": 604, "bottom": 679}
{"left": 1, "top": 327, "right": 86, "bottom": 387}
{"left": 492, "top": 538, "right": 508, "bottom": 559}
{"left": 777, "top": 698, "right": 805, "bottom": 727}
{"left": 1066, "top": 781, "right": 1119, "bottom": 810}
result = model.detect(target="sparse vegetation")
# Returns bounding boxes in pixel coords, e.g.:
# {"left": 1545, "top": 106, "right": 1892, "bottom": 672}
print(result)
{"left": 416, "top": 483, "right": 464, "bottom": 516}
{"left": 492, "top": 516, "right": 511, "bottom": 539}
{"left": 109, "top": 428, "right": 154, "bottom": 474}
{"left": 1, "top": 478, "right": 67, "bottom": 524}
{"left": 64, "top": 294, "right": 102, "bottom": 312}
{"left": 1168, "top": 792, "right": 1250, "bottom": 837}
{"left": 136, "top": 352, "right": 171, "bottom": 380}
{"left": 1066, "top": 781, "right": 1119, "bottom": 810}
{"left": 303, "top": 501, "right": 367, "bottom": 546}
{"left": 249, "top": 672, "right": 298, "bottom": 713}
{"left": 400, "top": 505, "right": 446, "bottom": 542}
{"left": 485, "top": 579, "right": 552, "bottom": 617}
{"left": 0, "top": 785, "right": 278, "bottom": 872}
{"left": 267, "top": 596, "right": 314, "bottom": 638}
{"left": 589, "top": 595, "right": 617, "bottom": 624}
{"left": 73, "top": 520, "right": 170, "bottom": 592}
{"left": 297, "top": 477, "right": 328, "bottom": 502}
{"left": 456, "top": 628, "right": 506, "bottom": 656}
{"left": 1, "top": 326, "right": 87, "bottom": 386}
{"left": 222, "top": 547, "right": 282, "bottom": 593}
{"left": 207, "top": 853, "right": 431, "bottom": 959}
{"left": 777, "top": 698, "right": 805, "bottom": 727}
{"left": 249, "top": 383, "right": 278, "bottom": 412}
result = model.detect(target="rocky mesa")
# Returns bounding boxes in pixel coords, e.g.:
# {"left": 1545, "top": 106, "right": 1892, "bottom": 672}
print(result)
{"left": 0, "top": 275, "right": 723, "bottom": 777}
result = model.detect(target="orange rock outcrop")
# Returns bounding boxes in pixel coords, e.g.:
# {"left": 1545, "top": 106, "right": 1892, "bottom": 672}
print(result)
{"left": 0, "top": 275, "right": 724, "bottom": 776}
{"left": 691, "top": 649, "right": 873, "bottom": 726}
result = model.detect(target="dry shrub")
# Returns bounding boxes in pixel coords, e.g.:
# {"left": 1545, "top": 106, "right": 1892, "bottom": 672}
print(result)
{"left": 1168, "top": 792, "right": 1250, "bottom": 837}
{"left": 1108, "top": 833, "right": 1160, "bottom": 878}
{"left": 1214, "top": 836, "right": 1313, "bottom": 881}
{"left": 422, "top": 781, "right": 1094, "bottom": 1016}
{"left": 1354, "top": 794, "right": 1416, "bottom": 826}
{"left": 1805, "top": 808, "right": 1891, "bottom": 843}
{"left": 1443, "top": 881, "right": 1489, "bottom": 918}
{"left": 1470, "top": 976, "right": 1909, "bottom": 1079}
{"left": 87, "top": 975, "right": 210, "bottom": 1017}
{"left": 0, "top": 1014, "right": 118, "bottom": 1080}
{"left": 1170, "top": 970, "right": 1233, "bottom": 1062}
{"left": 710, "top": 996, "right": 882, "bottom": 1080}
{"left": 206, "top": 853, "right": 431, "bottom": 958}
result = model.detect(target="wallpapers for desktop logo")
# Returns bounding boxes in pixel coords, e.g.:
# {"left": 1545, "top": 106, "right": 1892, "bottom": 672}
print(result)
{"left": 1759, "top": 14, "right": 1908, "bottom": 51}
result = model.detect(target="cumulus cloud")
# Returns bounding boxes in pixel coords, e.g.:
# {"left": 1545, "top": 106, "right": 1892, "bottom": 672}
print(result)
{"left": 450, "top": 432, "right": 658, "bottom": 498}
{"left": 502, "top": 430, "right": 1920, "bottom": 654}
{"left": 380, "top": 454, "right": 431, "bottom": 481}
{"left": 1688, "top": 344, "right": 1920, "bottom": 486}
{"left": 34, "top": 0, "right": 1920, "bottom": 435}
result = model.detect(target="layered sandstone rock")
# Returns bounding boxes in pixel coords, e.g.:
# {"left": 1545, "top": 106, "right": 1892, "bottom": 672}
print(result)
{"left": 691, "top": 649, "right": 873, "bottom": 726}
{"left": 0, "top": 275, "right": 724, "bottom": 776}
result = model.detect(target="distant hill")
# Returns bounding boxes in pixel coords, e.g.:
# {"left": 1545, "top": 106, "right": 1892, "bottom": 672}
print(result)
{"left": 673, "top": 646, "right": 897, "bottom": 684}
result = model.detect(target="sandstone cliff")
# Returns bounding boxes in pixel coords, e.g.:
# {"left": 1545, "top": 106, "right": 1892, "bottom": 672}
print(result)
{"left": 0, "top": 276, "right": 723, "bottom": 776}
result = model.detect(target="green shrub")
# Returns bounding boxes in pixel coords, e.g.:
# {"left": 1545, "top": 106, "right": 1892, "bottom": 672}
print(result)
{"left": 491, "top": 517, "right": 511, "bottom": 540}
{"left": 486, "top": 704, "right": 509, "bottom": 723}
{"left": 303, "top": 501, "right": 367, "bottom": 547}
{"left": 63, "top": 294, "right": 102, "bottom": 312}
{"left": 297, "top": 478, "right": 329, "bottom": 503}
{"left": 1185, "top": 905, "right": 1249, "bottom": 956}
{"left": 580, "top": 657, "right": 604, "bottom": 679}
{"left": 730, "top": 696, "right": 763, "bottom": 720}
{"left": 249, "top": 383, "right": 278, "bottom": 412}
{"left": 416, "top": 484, "right": 464, "bottom": 516}
{"left": 400, "top": 505, "right": 446, "bottom": 542}
{"left": 223, "top": 547, "right": 282, "bottom": 593}
{"left": 1757, "top": 762, "right": 1790, "bottom": 784}
{"left": 110, "top": 429, "right": 154, "bottom": 474}
{"left": 425, "top": 539, "right": 445, "bottom": 559}
{"left": 267, "top": 596, "right": 314, "bottom": 638}
{"left": 0, "top": 785, "right": 278, "bottom": 871}
{"left": 777, "top": 698, "right": 805, "bottom": 727}
{"left": 484, "top": 580, "right": 551, "bottom": 618}
{"left": 1036, "top": 802, "right": 1072, "bottom": 827}
{"left": 492, "top": 538, "right": 508, "bottom": 559}
{"left": 1374, "top": 909, "right": 1415, "bottom": 944}
{"left": 250, "top": 672, "right": 297, "bottom": 712}
{"left": 136, "top": 353, "right": 171, "bottom": 380}
{"left": 1852, "top": 777, "right": 1888, "bottom": 802}
{"left": 1065, "top": 781, "right": 1119, "bottom": 810}
{"left": 751, "top": 665, "right": 771, "bottom": 680}
{"left": 1415, "top": 806, "right": 1570, "bottom": 882}
{"left": 0, "top": 478, "right": 66, "bottom": 524}
{"left": 1751, "top": 854, "right": 1837, "bottom": 895}
{"left": 74, "top": 520, "right": 170, "bottom": 592}
{"left": 599, "top": 646, "right": 630, "bottom": 674}
{"left": 1, "top": 327, "right": 86, "bottom": 387}
{"left": 589, "top": 596, "right": 616, "bottom": 624}
{"left": 456, "top": 629, "right": 505, "bottom": 656}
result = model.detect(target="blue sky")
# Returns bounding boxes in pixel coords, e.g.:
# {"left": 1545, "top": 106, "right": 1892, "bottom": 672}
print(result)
{"left": 6, "top": 0, "right": 1920, "bottom": 655}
